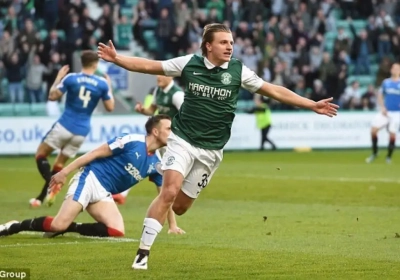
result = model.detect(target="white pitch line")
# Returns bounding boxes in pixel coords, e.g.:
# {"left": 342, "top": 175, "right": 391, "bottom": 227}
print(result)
{"left": 220, "top": 174, "right": 400, "bottom": 184}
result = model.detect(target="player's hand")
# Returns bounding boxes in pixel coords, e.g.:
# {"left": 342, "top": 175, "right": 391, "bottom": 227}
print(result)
{"left": 381, "top": 107, "right": 388, "bottom": 116}
{"left": 49, "top": 171, "right": 67, "bottom": 192}
{"left": 168, "top": 226, "right": 186, "bottom": 235}
{"left": 134, "top": 102, "right": 144, "bottom": 113}
{"left": 56, "top": 65, "right": 70, "bottom": 81}
{"left": 98, "top": 40, "right": 117, "bottom": 62}
{"left": 312, "top": 97, "right": 339, "bottom": 117}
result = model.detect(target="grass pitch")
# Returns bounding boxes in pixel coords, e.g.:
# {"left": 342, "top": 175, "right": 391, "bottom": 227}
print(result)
{"left": 0, "top": 150, "right": 398, "bottom": 279}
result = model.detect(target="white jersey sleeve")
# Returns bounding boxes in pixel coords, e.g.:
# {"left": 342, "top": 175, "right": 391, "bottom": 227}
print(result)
{"left": 161, "top": 54, "right": 194, "bottom": 77}
{"left": 241, "top": 65, "right": 264, "bottom": 93}
{"left": 172, "top": 91, "right": 184, "bottom": 109}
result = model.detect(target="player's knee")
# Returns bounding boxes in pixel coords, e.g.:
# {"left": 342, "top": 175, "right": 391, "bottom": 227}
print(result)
{"left": 160, "top": 184, "right": 180, "bottom": 204}
{"left": 172, "top": 190, "right": 194, "bottom": 215}
{"left": 50, "top": 219, "right": 69, "bottom": 232}
{"left": 172, "top": 204, "right": 188, "bottom": 216}
{"left": 160, "top": 189, "right": 178, "bottom": 204}
{"left": 389, "top": 134, "right": 396, "bottom": 141}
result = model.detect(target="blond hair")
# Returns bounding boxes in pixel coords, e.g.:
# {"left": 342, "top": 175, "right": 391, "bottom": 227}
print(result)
{"left": 200, "top": 23, "right": 231, "bottom": 56}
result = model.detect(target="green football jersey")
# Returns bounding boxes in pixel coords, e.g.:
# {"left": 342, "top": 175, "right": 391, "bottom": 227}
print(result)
{"left": 153, "top": 82, "right": 183, "bottom": 119}
{"left": 162, "top": 54, "right": 263, "bottom": 150}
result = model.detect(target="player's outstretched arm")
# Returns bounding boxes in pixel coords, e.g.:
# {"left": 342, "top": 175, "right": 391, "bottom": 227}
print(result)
{"left": 256, "top": 82, "right": 339, "bottom": 117}
{"left": 50, "top": 143, "right": 113, "bottom": 188}
{"left": 62, "top": 143, "right": 112, "bottom": 176}
{"left": 97, "top": 40, "right": 164, "bottom": 75}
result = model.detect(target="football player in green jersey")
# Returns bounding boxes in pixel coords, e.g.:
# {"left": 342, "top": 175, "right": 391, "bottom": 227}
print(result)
{"left": 98, "top": 23, "right": 339, "bottom": 270}
{"left": 135, "top": 75, "right": 184, "bottom": 119}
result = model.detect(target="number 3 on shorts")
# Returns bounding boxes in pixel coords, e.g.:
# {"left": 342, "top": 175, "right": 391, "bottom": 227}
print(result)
{"left": 197, "top": 174, "right": 209, "bottom": 194}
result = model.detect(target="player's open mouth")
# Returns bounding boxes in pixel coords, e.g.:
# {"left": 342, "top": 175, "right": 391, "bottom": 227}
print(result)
{"left": 224, "top": 52, "right": 232, "bottom": 56}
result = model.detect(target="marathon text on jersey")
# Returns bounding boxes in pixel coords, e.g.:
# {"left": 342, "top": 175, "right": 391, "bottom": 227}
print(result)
{"left": 188, "top": 82, "right": 232, "bottom": 100}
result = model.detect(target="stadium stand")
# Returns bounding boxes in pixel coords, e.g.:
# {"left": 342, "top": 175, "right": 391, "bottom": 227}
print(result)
{"left": 0, "top": 0, "right": 399, "bottom": 115}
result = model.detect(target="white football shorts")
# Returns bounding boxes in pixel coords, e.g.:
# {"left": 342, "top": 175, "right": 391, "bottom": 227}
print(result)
{"left": 42, "top": 122, "right": 85, "bottom": 158}
{"left": 65, "top": 168, "right": 113, "bottom": 210}
{"left": 161, "top": 131, "right": 223, "bottom": 199}
{"left": 371, "top": 111, "right": 400, "bottom": 133}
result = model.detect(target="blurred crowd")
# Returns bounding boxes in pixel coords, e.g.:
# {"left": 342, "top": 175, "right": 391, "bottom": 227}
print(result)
{"left": 131, "top": 0, "right": 400, "bottom": 111}
{"left": 0, "top": 0, "right": 115, "bottom": 103}
{"left": 1, "top": 0, "right": 400, "bottom": 112}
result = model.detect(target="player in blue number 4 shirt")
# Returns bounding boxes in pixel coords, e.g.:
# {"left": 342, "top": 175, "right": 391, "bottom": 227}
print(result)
{"left": 30, "top": 50, "right": 115, "bottom": 208}
{"left": 0, "top": 115, "right": 185, "bottom": 238}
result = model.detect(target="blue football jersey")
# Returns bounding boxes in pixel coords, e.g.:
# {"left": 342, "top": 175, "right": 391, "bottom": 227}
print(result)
{"left": 380, "top": 78, "right": 400, "bottom": 111}
{"left": 57, "top": 72, "right": 111, "bottom": 136}
{"left": 87, "top": 134, "right": 163, "bottom": 194}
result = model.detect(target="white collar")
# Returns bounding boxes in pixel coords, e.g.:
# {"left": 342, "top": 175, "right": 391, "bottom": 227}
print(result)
{"left": 162, "top": 81, "right": 174, "bottom": 93}
{"left": 204, "top": 57, "right": 229, "bottom": 69}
